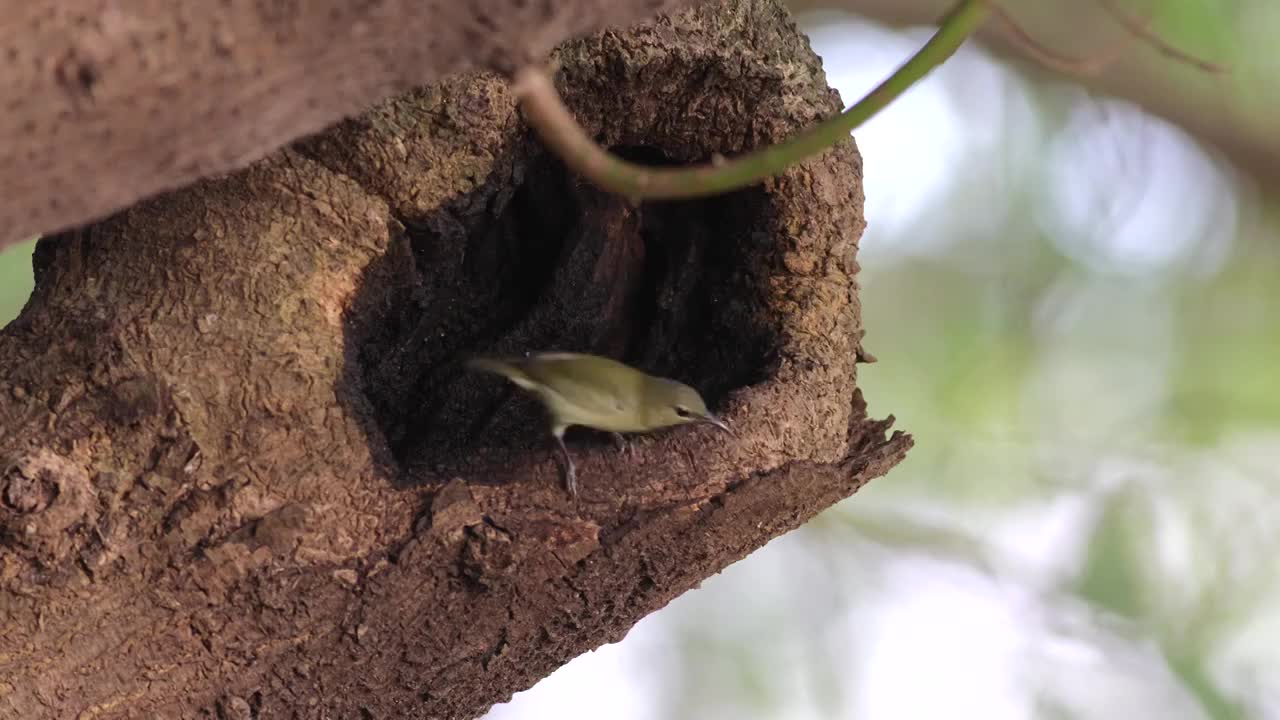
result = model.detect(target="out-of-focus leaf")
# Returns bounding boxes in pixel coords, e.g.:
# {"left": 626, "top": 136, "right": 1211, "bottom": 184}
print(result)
{"left": 1074, "top": 487, "right": 1151, "bottom": 619}
{"left": 822, "top": 503, "right": 994, "bottom": 571}
{"left": 1165, "top": 652, "right": 1244, "bottom": 720}
{"left": 0, "top": 237, "right": 36, "bottom": 326}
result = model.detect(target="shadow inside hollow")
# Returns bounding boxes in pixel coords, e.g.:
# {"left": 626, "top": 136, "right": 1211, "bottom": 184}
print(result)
{"left": 342, "top": 143, "right": 783, "bottom": 489}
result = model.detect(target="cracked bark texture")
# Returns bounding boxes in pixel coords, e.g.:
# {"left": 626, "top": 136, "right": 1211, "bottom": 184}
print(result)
{"left": 0, "top": 0, "right": 910, "bottom": 717}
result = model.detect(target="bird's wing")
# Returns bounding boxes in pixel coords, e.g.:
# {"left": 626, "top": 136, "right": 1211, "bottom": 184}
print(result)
{"left": 523, "top": 355, "right": 638, "bottom": 418}
{"left": 465, "top": 356, "right": 537, "bottom": 390}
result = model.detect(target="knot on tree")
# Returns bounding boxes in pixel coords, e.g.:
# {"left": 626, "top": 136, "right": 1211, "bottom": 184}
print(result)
{"left": 2, "top": 462, "right": 58, "bottom": 515}
{"left": 0, "top": 449, "right": 96, "bottom": 567}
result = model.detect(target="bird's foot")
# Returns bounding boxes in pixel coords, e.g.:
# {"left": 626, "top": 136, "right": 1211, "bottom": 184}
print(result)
{"left": 563, "top": 462, "right": 578, "bottom": 498}
{"left": 553, "top": 433, "right": 578, "bottom": 499}
{"left": 611, "top": 432, "right": 636, "bottom": 460}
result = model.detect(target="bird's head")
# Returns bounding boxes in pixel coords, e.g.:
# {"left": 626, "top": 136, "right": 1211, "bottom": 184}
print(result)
{"left": 646, "top": 378, "right": 732, "bottom": 434}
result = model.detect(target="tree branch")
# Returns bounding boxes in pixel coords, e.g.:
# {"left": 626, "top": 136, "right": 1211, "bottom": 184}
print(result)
{"left": 0, "top": 0, "right": 700, "bottom": 251}
{"left": 792, "top": 0, "right": 1277, "bottom": 189}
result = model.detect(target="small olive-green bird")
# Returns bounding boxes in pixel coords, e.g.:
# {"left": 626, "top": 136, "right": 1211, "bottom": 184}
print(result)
{"left": 466, "top": 352, "right": 731, "bottom": 496}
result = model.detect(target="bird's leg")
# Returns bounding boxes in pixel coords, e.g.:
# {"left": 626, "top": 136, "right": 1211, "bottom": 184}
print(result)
{"left": 611, "top": 432, "right": 635, "bottom": 460}
{"left": 553, "top": 430, "right": 577, "bottom": 497}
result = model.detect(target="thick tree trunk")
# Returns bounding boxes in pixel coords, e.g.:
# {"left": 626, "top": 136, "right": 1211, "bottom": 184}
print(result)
{"left": 0, "top": 0, "right": 909, "bottom": 717}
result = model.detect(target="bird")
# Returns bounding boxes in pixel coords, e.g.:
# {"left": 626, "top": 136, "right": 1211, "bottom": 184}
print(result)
{"left": 465, "top": 351, "right": 731, "bottom": 496}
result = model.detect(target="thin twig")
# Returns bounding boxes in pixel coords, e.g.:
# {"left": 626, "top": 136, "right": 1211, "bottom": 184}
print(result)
{"left": 511, "top": 0, "right": 992, "bottom": 201}
{"left": 1096, "top": 0, "right": 1227, "bottom": 73}
{"left": 993, "top": 4, "right": 1150, "bottom": 76}
{"left": 996, "top": 0, "right": 1226, "bottom": 77}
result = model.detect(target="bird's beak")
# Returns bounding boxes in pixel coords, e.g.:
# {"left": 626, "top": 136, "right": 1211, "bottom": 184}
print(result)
{"left": 701, "top": 413, "right": 733, "bottom": 435}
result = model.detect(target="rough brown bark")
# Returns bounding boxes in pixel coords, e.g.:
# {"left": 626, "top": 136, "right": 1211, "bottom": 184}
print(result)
{"left": 0, "top": 0, "right": 909, "bottom": 717}
{"left": 0, "top": 0, "right": 701, "bottom": 251}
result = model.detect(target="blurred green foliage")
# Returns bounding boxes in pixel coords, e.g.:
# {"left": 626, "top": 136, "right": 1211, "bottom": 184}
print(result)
{"left": 0, "top": 238, "right": 35, "bottom": 326}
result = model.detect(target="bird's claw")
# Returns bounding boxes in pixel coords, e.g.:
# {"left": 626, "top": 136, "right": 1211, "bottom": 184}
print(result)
{"left": 563, "top": 464, "right": 578, "bottom": 498}
{"left": 611, "top": 432, "right": 636, "bottom": 460}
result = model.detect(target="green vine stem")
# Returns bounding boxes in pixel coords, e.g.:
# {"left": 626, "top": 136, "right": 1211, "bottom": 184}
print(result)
{"left": 511, "top": 0, "right": 992, "bottom": 200}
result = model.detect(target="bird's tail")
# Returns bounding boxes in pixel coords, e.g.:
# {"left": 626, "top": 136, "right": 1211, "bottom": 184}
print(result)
{"left": 464, "top": 356, "right": 534, "bottom": 388}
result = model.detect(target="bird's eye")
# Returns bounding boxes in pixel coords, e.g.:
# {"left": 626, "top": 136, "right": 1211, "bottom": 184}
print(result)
{"left": 674, "top": 405, "right": 691, "bottom": 418}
